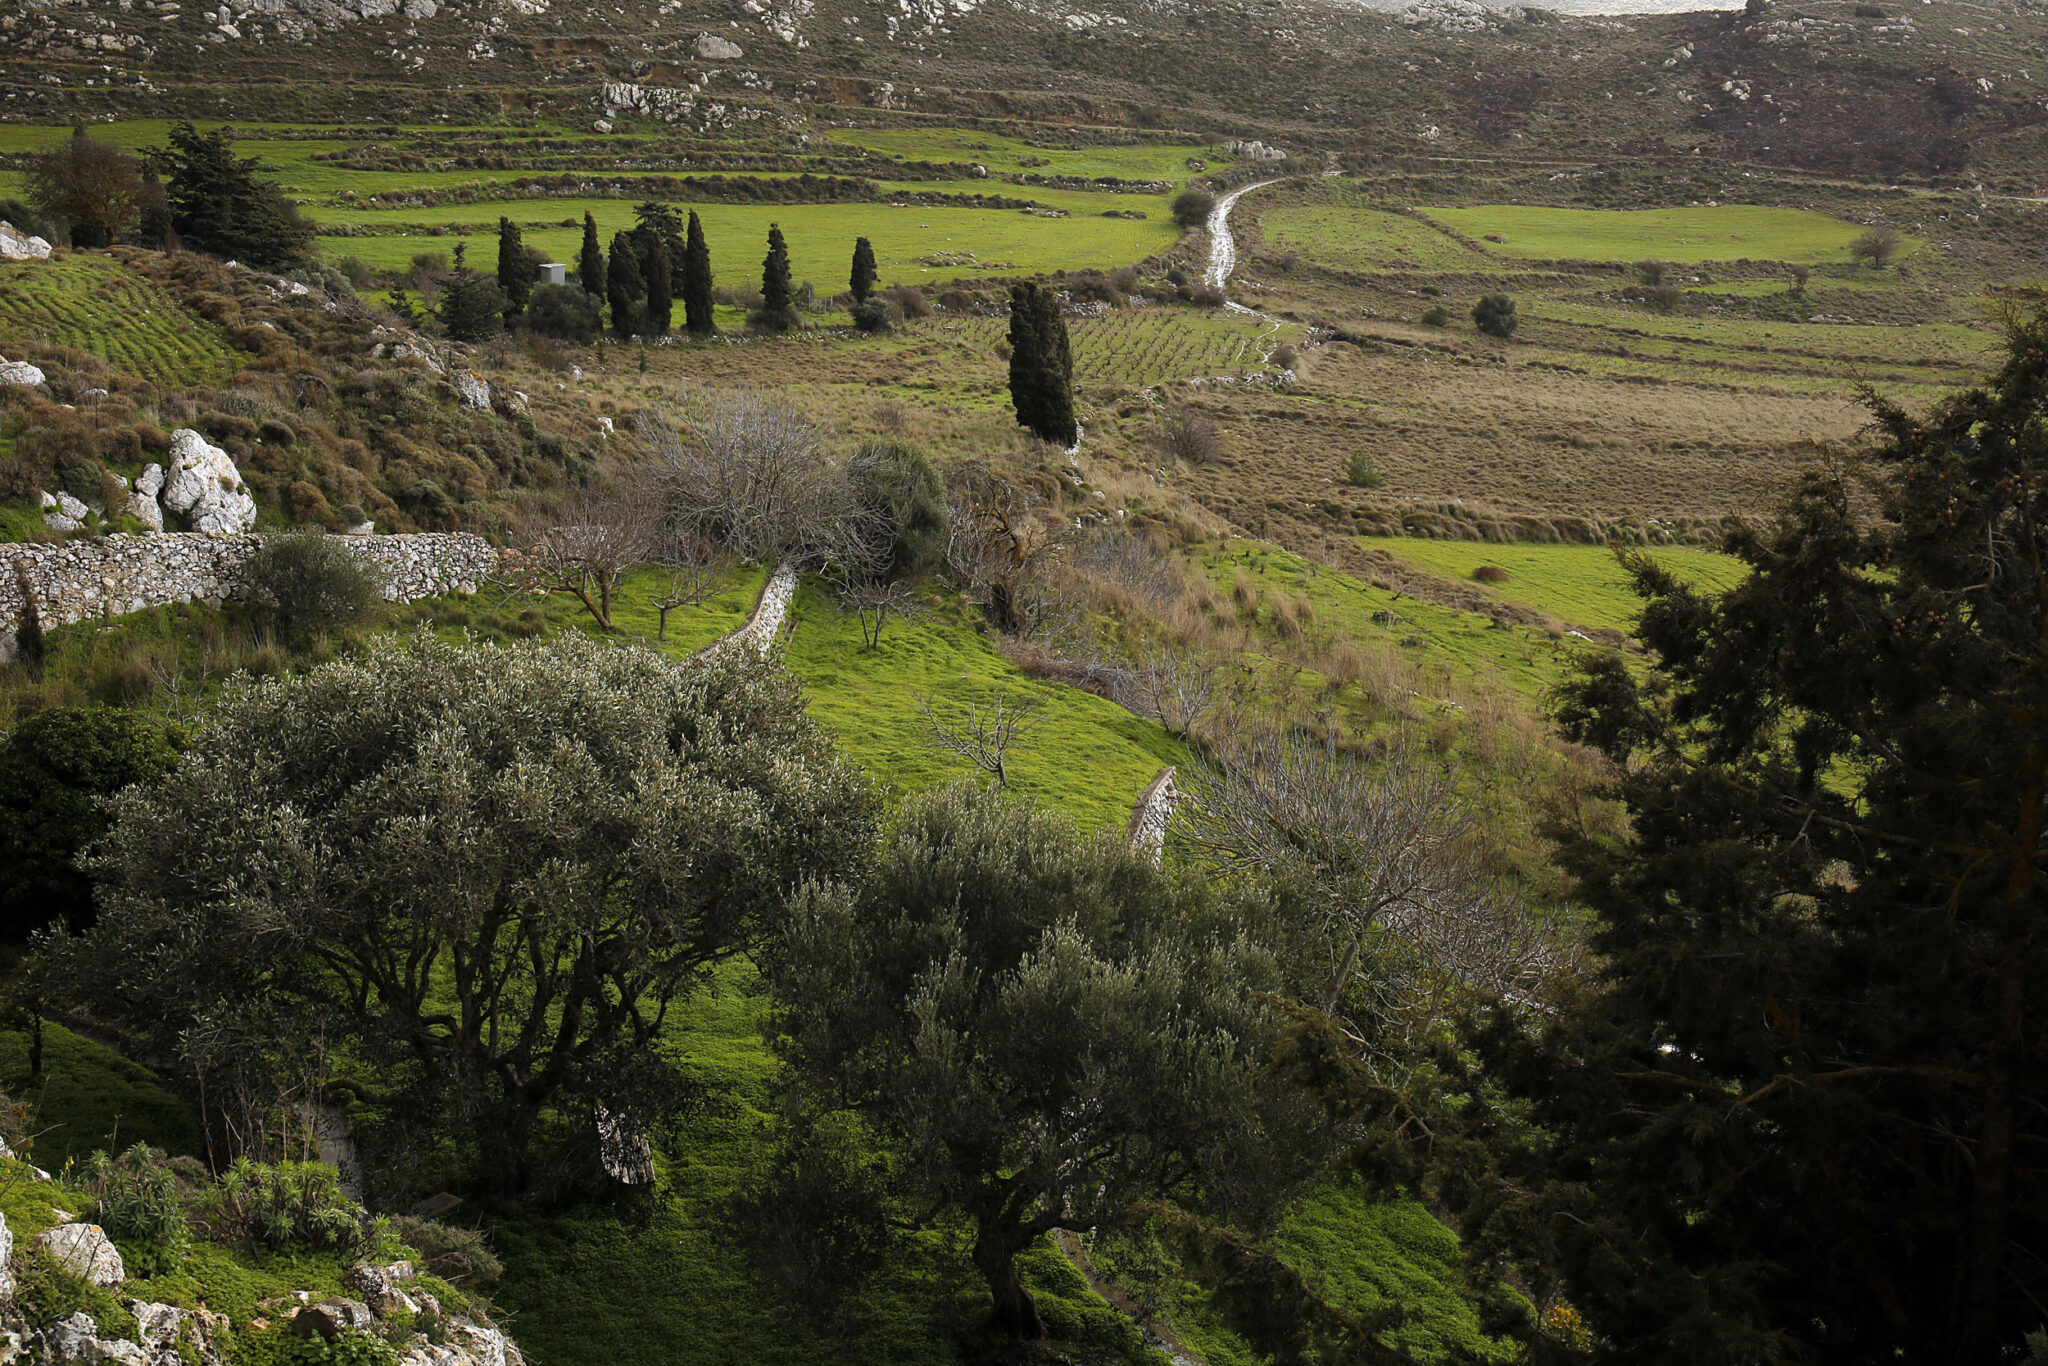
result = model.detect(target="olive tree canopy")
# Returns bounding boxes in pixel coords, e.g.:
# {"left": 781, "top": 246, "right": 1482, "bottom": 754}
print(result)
{"left": 45, "top": 632, "right": 875, "bottom": 1193}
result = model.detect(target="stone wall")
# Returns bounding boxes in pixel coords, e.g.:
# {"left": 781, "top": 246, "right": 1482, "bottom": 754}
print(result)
{"left": 1, "top": 532, "right": 497, "bottom": 660}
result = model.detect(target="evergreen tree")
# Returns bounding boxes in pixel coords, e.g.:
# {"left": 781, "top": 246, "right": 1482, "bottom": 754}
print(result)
{"left": 641, "top": 230, "right": 674, "bottom": 336}
{"left": 437, "top": 242, "right": 508, "bottom": 343}
{"left": 1457, "top": 309, "right": 2048, "bottom": 1363}
{"left": 682, "top": 209, "right": 714, "bottom": 337}
{"left": 496, "top": 216, "right": 534, "bottom": 326}
{"left": 1007, "top": 283, "right": 1076, "bottom": 447}
{"left": 849, "top": 236, "right": 879, "bottom": 303}
{"left": 145, "top": 122, "right": 312, "bottom": 269}
{"left": 606, "top": 230, "right": 644, "bottom": 339}
{"left": 754, "top": 223, "right": 798, "bottom": 333}
{"left": 578, "top": 211, "right": 605, "bottom": 299}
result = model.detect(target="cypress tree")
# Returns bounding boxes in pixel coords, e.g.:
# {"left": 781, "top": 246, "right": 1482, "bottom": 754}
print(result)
{"left": 755, "top": 223, "right": 797, "bottom": 333}
{"left": 850, "top": 236, "right": 879, "bottom": 303}
{"left": 578, "top": 211, "right": 605, "bottom": 298}
{"left": 496, "top": 216, "right": 532, "bottom": 326}
{"left": 642, "top": 231, "right": 673, "bottom": 336}
{"left": 146, "top": 122, "right": 312, "bottom": 269}
{"left": 606, "top": 231, "right": 643, "bottom": 339}
{"left": 682, "top": 209, "right": 714, "bottom": 337}
{"left": 1007, "top": 283, "right": 1076, "bottom": 447}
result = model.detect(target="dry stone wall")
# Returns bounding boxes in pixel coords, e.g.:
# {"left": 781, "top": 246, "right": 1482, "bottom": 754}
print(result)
{"left": 1, "top": 532, "right": 496, "bottom": 660}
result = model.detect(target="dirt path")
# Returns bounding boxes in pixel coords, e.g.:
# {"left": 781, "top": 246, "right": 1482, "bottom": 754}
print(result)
{"left": 1203, "top": 179, "right": 1280, "bottom": 309}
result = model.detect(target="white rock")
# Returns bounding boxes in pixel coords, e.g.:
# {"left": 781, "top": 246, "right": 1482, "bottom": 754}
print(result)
{"left": 0, "top": 222, "right": 53, "bottom": 261}
{"left": 134, "top": 463, "right": 164, "bottom": 499}
{"left": 452, "top": 370, "right": 490, "bottom": 411}
{"left": 695, "top": 31, "right": 742, "bottom": 57}
{"left": 0, "top": 1210, "right": 13, "bottom": 1302}
{"left": 122, "top": 1300, "right": 186, "bottom": 1347}
{"left": 125, "top": 489, "right": 165, "bottom": 532}
{"left": 41, "top": 1313, "right": 98, "bottom": 1363}
{"left": 161, "top": 429, "right": 257, "bottom": 535}
{"left": 38, "top": 1222, "right": 125, "bottom": 1287}
{"left": 0, "top": 360, "right": 46, "bottom": 388}
{"left": 55, "top": 491, "right": 89, "bottom": 521}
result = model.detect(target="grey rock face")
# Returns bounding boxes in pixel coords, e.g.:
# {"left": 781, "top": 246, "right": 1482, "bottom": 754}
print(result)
{"left": 38, "top": 1222, "right": 125, "bottom": 1288}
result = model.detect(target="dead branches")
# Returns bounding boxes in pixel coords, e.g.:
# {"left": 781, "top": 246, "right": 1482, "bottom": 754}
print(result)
{"left": 918, "top": 687, "right": 1046, "bottom": 788}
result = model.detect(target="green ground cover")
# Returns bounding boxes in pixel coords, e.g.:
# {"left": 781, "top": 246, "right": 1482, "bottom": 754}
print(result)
{"left": 929, "top": 309, "right": 1291, "bottom": 390}
{"left": 1359, "top": 537, "right": 1747, "bottom": 633}
{"left": 1189, "top": 541, "right": 1577, "bottom": 700}
{"left": 317, "top": 197, "right": 1178, "bottom": 284}
{"left": 780, "top": 579, "right": 1182, "bottom": 832}
{"left": 1263, "top": 206, "right": 1488, "bottom": 274}
{"left": 827, "top": 127, "right": 1208, "bottom": 182}
{"left": 1422, "top": 204, "right": 1912, "bottom": 265}
{"left": 0, "top": 254, "right": 235, "bottom": 388}
{"left": 0, "top": 1019, "right": 204, "bottom": 1170}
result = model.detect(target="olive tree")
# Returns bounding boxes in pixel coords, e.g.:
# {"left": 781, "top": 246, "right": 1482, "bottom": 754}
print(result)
{"left": 44, "top": 633, "right": 876, "bottom": 1193}
{"left": 766, "top": 784, "right": 1325, "bottom": 1340}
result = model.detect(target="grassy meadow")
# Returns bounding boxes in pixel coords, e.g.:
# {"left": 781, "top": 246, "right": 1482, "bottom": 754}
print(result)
{"left": 1359, "top": 537, "right": 1747, "bottom": 635}
{"left": 1419, "top": 204, "right": 1911, "bottom": 264}
{"left": 0, "top": 254, "right": 236, "bottom": 388}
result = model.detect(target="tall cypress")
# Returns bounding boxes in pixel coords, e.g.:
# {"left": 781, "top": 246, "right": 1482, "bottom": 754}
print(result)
{"left": 850, "top": 236, "right": 879, "bottom": 303}
{"left": 578, "top": 211, "right": 605, "bottom": 298}
{"left": 1007, "top": 282, "right": 1076, "bottom": 447}
{"left": 642, "top": 231, "right": 673, "bottom": 336}
{"left": 496, "top": 216, "right": 532, "bottom": 326}
{"left": 756, "top": 223, "right": 797, "bottom": 333}
{"left": 682, "top": 209, "right": 714, "bottom": 337}
{"left": 606, "top": 230, "right": 643, "bottom": 340}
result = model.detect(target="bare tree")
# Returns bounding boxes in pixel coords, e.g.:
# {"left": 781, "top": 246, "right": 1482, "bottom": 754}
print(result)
{"left": 503, "top": 485, "right": 660, "bottom": 630}
{"left": 642, "top": 391, "right": 871, "bottom": 568}
{"left": 1176, "top": 730, "right": 1553, "bottom": 1022}
{"left": 1156, "top": 402, "right": 1226, "bottom": 466}
{"left": 26, "top": 126, "right": 147, "bottom": 248}
{"left": 648, "top": 528, "right": 731, "bottom": 641}
{"left": 840, "top": 575, "right": 923, "bottom": 651}
{"left": 1849, "top": 226, "right": 1903, "bottom": 269}
{"left": 942, "top": 464, "right": 1075, "bottom": 641}
{"left": 918, "top": 687, "right": 1045, "bottom": 788}
{"left": 1122, "top": 641, "right": 1219, "bottom": 738}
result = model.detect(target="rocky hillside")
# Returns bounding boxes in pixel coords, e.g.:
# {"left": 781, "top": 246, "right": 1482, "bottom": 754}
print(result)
{"left": 5, "top": 0, "right": 2048, "bottom": 186}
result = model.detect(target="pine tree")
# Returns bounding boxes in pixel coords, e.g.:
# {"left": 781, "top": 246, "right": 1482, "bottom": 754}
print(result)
{"left": 145, "top": 122, "right": 312, "bottom": 269}
{"left": 682, "top": 209, "right": 714, "bottom": 337}
{"left": 606, "top": 230, "right": 643, "bottom": 340}
{"left": 1007, "top": 283, "right": 1076, "bottom": 447}
{"left": 642, "top": 230, "right": 673, "bottom": 336}
{"left": 496, "top": 216, "right": 533, "bottom": 326}
{"left": 850, "top": 236, "right": 879, "bottom": 303}
{"left": 755, "top": 223, "right": 798, "bottom": 333}
{"left": 438, "top": 242, "right": 509, "bottom": 343}
{"left": 1459, "top": 308, "right": 2048, "bottom": 1363}
{"left": 578, "top": 211, "right": 605, "bottom": 299}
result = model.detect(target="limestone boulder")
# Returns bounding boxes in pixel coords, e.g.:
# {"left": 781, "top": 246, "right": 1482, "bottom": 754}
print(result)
{"left": 0, "top": 360, "right": 46, "bottom": 388}
{"left": 0, "top": 223, "right": 52, "bottom": 261}
{"left": 291, "top": 1299, "right": 376, "bottom": 1340}
{"left": 127, "top": 465, "right": 165, "bottom": 532}
{"left": 161, "top": 429, "right": 258, "bottom": 534}
{"left": 38, "top": 1222, "right": 125, "bottom": 1288}
{"left": 694, "top": 32, "right": 742, "bottom": 58}
{"left": 451, "top": 371, "right": 491, "bottom": 412}
{"left": 346, "top": 1262, "right": 419, "bottom": 1318}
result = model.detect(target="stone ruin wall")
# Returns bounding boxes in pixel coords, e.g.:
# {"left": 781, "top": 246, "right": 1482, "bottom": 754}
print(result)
{"left": 1, "top": 532, "right": 497, "bottom": 660}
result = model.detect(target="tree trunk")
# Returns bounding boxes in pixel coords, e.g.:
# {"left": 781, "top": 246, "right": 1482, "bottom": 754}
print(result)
{"left": 973, "top": 1222, "right": 1045, "bottom": 1340}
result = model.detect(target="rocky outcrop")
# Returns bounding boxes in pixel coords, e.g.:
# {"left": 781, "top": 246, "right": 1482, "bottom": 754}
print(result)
{"left": 695, "top": 31, "right": 742, "bottom": 59}
{"left": 161, "top": 429, "right": 258, "bottom": 535}
{"left": 0, "top": 358, "right": 46, "bottom": 388}
{"left": 0, "top": 223, "right": 52, "bottom": 261}
{"left": 451, "top": 370, "right": 491, "bottom": 412}
{"left": 0, "top": 532, "right": 497, "bottom": 661}
{"left": 38, "top": 1223, "right": 125, "bottom": 1288}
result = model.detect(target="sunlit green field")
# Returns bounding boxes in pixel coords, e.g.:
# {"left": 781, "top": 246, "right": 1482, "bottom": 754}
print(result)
{"left": 827, "top": 127, "right": 1211, "bottom": 182}
{"left": 1422, "top": 204, "right": 1915, "bottom": 265}
{"left": 1263, "top": 206, "right": 1489, "bottom": 274}
{"left": 1360, "top": 537, "right": 1747, "bottom": 633}
{"left": 0, "top": 254, "right": 235, "bottom": 387}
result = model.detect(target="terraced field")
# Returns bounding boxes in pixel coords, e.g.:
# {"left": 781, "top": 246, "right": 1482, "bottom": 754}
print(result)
{"left": 0, "top": 254, "right": 234, "bottom": 387}
{"left": 1359, "top": 537, "right": 1748, "bottom": 633}
{"left": 1420, "top": 204, "right": 1910, "bottom": 264}
{"left": 1261, "top": 206, "right": 1488, "bottom": 274}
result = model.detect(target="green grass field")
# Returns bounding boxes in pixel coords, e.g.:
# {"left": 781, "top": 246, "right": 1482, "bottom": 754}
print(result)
{"left": 1421, "top": 204, "right": 1914, "bottom": 265}
{"left": 827, "top": 127, "right": 1208, "bottom": 183}
{"left": 1262, "top": 207, "right": 1489, "bottom": 274}
{"left": 1358, "top": 538, "right": 1747, "bottom": 634}
{"left": 0, "top": 254, "right": 235, "bottom": 387}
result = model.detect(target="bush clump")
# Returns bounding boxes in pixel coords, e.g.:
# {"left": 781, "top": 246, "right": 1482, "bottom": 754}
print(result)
{"left": 525, "top": 283, "right": 603, "bottom": 342}
{"left": 1347, "top": 454, "right": 1385, "bottom": 489}
{"left": 849, "top": 297, "right": 895, "bottom": 334}
{"left": 387, "top": 1215, "right": 504, "bottom": 1286}
{"left": 1472, "top": 293, "right": 1518, "bottom": 338}
{"left": 243, "top": 532, "right": 383, "bottom": 639}
{"left": 207, "top": 1158, "right": 378, "bottom": 1258}
{"left": 80, "top": 1143, "right": 194, "bottom": 1276}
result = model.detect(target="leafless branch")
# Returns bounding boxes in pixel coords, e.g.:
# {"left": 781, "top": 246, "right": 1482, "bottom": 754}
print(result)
{"left": 918, "top": 687, "right": 1046, "bottom": 788}
{"left": 501, "top": 484, "right": 661, "bottom": 630}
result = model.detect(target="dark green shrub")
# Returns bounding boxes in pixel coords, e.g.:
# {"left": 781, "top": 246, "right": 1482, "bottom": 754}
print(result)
{"left": 80, "top": 1143, "right": 193, "bottom": 1276}
{"left": 207, "top": 1159, "right": 377, "bottom": 1258}
{"left": 525, "top": 283, "right": 602, "bottom": 342}
{"left": 1472, "top": 293, "right": 1519, "bottom": 338}
{"left": 849, "top": 298, "right": 895, "bottom": 334}
{"left": 388, "top": 1215, "right": 504, "bottom": 1285}
{"left": 1421, "top": 305, "right": 1450, "bottom": 327}
{"left": 1347, "top": 454, "right": 1384, "bottom": 489}
{"left": 243, "top": 532, "right": 383, "bottom": 638}
{"left": 849, "top": 440, "right": 946, "bottom": 579}
{"left": 1171, "top": 188, "right": 1216, "bottom": 230}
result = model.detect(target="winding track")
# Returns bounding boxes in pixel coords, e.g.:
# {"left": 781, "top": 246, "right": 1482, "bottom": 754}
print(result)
{"left": 1202, "top": 179, "right": 1280, "bottom": 308}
